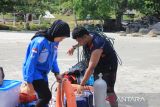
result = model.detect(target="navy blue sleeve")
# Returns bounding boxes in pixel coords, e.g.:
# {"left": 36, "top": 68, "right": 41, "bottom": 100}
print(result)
{"left": 92, "top": 36, "right": 105, "bottom": 51}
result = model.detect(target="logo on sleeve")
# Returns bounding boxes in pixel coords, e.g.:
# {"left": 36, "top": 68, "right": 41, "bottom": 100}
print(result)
{"left": 32, "top": 48, "right": 38, "bottom": 53}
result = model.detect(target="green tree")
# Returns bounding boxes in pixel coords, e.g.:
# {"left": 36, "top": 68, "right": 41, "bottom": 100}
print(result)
{"left": 111, "top": 0, "right": 128, "bottom": 30}
{"left": 59, "top": 1, "right": 73, "bottom": 15}
{"left": 140, "top": 0, "right": 160, "bottom": 17}
{"left": 13, "top": 0, "right": 54, "bottom": 29}
{"left": 72, "top": 0, "right": 123, "bottom": 30}
{"left": 72, "top": 0, "right": 112, "bottom": 20}
{"left": 0, "top": 0, "right": 16, "bottom": 24}
{"left": 72, "top": 0, "right": 158, "bottom": 30}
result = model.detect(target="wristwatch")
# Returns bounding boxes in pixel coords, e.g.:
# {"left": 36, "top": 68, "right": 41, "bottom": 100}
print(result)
{"left": 54, "top": 72, "right": 60, "bottom": 76}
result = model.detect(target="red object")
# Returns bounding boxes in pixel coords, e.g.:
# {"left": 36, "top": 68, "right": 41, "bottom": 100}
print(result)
{"left": 19, "top": 83, "right": 37, "bottom": 103}
{"left": 19, "top": 93, "right": 37, "bottom": 103}
{"left": 63, "top": 74, "right": 77, "bottom": 84}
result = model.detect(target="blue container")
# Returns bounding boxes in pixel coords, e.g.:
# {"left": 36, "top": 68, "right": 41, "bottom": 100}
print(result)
{"left": 0, "top": 80, "right": 22, "bottom": 91}
{"left": 0, "top": 80, "right": 22, "bottom": 107}
{"left": 18, "top": 101, "right": 37, "bottom": 107}
{"left": 86, "top": 75, "right": 94, "bottom": 86}
{"left": 64, "top": 90, "right": 94, "bottom": 107}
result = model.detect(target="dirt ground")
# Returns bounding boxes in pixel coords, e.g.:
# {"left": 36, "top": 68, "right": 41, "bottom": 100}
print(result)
{"left": 0, "top": 31, "right": 160, "bottom": 107}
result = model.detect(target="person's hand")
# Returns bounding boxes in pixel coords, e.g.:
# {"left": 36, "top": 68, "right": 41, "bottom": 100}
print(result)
{"left": 26, "top": 82, "right": 35, "bottom": 93}
{"left": 55, "top": 74, "right": 63, "bottom": 83}
{"left": 67, "top": 47, "right": 75, "bottom": 56}
{"left": 77, "top": 85, "right": 84, "bottom": 94}
{"left": 61, "top": 71, "right": 68, "bottom": 76}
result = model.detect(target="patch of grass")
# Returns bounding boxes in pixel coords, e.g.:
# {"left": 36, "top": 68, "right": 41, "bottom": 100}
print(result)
{"left": 53, "top": 14, "right": 76, "bottom": 30}
{"left": 0, "top": 13, "right": 13, "bottom": 19}
{"left": 29, "top": 23, "right": 50, "bottom": 31}
{"left": 0, "top": 23, "right": 22, "bottom": 31}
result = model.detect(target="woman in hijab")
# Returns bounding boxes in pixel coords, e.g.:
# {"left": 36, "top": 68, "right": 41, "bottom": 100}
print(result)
{"left": 22, "top": 19, "right": 70, "bottom": 107}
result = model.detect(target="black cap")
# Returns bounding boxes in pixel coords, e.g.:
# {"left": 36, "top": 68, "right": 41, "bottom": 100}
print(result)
{"left": 47, "top": 20, "right": 70, "bottom": 38}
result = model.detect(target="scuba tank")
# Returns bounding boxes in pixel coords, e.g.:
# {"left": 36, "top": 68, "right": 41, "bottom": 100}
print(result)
{"left": 93, "top": 73, "right": 107, "bottom": 107}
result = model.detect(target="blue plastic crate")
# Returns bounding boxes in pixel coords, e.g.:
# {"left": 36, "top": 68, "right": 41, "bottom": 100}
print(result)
{"left": 0, "top": 80, "right": 22, "bottom": 91}
{"left": 0, "top": 80, "right": 22, "bottom": 107}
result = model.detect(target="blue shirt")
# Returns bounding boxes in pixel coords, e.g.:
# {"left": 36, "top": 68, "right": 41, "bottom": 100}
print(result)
{"left": 23, "top": 36, "right": 60, "bottom": 83}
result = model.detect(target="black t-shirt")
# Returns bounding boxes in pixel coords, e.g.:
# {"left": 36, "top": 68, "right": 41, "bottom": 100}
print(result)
{"left": 83, "top": 32, "right": 118, "bottom": 73}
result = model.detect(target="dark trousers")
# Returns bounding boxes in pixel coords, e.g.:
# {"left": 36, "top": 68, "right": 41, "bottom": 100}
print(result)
{"left": 32, "top": 79, "right": 52, "bottom": 107}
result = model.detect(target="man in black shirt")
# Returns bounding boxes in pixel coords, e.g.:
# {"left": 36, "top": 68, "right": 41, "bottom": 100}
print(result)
{"left": 67, "top": 26, "right": 119, "bottom": 107}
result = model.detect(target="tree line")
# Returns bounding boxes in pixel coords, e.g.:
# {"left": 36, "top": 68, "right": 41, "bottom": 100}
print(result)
{"left": 0, "top": 0, "right": 160, "bottom": 30}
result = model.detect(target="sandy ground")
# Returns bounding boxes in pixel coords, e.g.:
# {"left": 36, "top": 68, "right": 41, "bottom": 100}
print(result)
{"left": 0, "top": 31, "right": 160, "bottom": 107}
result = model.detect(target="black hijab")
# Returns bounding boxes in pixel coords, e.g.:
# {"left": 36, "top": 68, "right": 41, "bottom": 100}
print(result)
{"left": 31, "top": 19, "right": 70, "bottom": 42}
